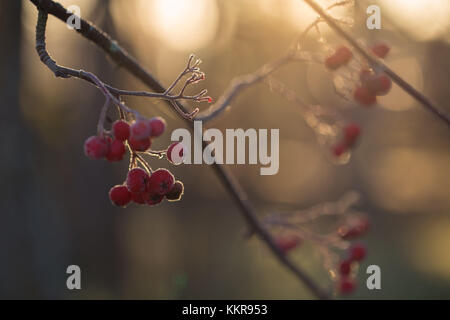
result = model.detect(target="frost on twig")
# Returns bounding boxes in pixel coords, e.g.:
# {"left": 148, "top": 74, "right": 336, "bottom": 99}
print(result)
{"left": 264, "top": 191, "right": 369, "bottom": 293}
{"left": 35, "top": 9, "right": 209, "bottom": 121}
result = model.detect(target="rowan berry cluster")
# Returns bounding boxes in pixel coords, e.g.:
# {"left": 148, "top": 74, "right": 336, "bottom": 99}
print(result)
{"left": 325, "top": 42, "right": 392, "bottom": 106}
{"left": 336, "top": 216, "right": 369, "bottom": 295}
{"left": 323, "top": 42, "right": 391, "bottom": 159}
{"left": 332, "top": 123, "right": 361, "bottom": 157}
{"left": 109, "top": 168, "right": 184, "bottom": 207}
{"left": 265, "top": 192, "right": 369, "bottom": 296}
{"left": 272, "top": 216, "right": 369, "bottom": 296}
{"left": 337, "top": 243, "right": 367, "bottom": 295}
{"left": 83, "top": 116, "right": 186, "bottom": 208}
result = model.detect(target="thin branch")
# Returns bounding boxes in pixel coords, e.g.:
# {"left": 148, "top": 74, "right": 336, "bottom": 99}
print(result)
{"left": 195, "top": 51, "right": 294, "bottom": 122}
{"left": 35, "top": 8, "right": 202, "bottom": 120}
{"left": 196, "top": 2, "right": 351, "bottom": 123}
{"left": 303, "top": 0, "right": 450, "bottom": 127}
{"left": 30, "top": 0, "right": 329, "bottom": 299}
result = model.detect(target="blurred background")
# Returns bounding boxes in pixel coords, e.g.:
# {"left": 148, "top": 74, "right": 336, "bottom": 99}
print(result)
{"left": 0, "top": 0, "right": 449, "bottom": 299}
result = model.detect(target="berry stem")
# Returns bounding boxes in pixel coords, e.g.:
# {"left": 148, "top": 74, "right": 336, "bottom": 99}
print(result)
{"left": 143, "top": 149, "right": 167, "bottom": 159}
{"left": 135, "top": 154, "right": 153, "bottom": 175}
{"left": 97, "top": 97, "right": 111, "bottom": 136}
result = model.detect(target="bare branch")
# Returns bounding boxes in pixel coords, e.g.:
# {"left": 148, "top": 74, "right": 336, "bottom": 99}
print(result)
{"left": 35, "top": 9, "right": 203, "bottom": 120}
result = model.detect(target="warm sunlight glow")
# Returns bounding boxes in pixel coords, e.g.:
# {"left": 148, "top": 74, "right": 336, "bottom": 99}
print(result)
{"left": 286, "top": 0, "right": 350, "bottom": 34}
{"left": 361, "top": 147, "right": 450, "bottom": 214}
{"left": 407, "top": 219, "right": 450, "bottom": 282}
{"left": 381, "top": 0, "right": 450, "bottom": 41}
{"left": 142, "top": 0, "right": 219, "bottom": 51}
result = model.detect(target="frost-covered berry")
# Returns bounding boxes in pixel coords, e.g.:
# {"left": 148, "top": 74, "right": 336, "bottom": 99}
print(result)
{"left": 149, "top": 117, "right": 166, "bottom": 138}
{"left": 84, "top": 135, "right": 110, "bottom": 160}
{"left": 332, "top": 143, "right": 347, "bottom": 157}
{"left": 106, "top": 139, "right": 126, "bottom": 162}
{"left": 359, "top": 69, "right": 373, "bottom": 83}
{"left": 370, "top": 42, "right": 390, "bottom": 59}
{"left": 354, "top": 86, "right": 377, "bottom": 106}
{"left": 366, "top": 74, "right": 392, "bottom": 96}
{"left": 335, "top": 46, "right": 353, "bottom": 63}
{"left": 144, "top": 192, "right": 164, "bottom": 206}
{"left": 109, "top": 185, "right": 132, "bottom": 207}
{"left": 130, "top": 120, "right": 152, "bottom": 140}
{"left": 126, "top": 168, "right": 150, "bottom": 194}
{"left": 130, "top": 192, "right": 146, "bottom": 205}
{"left": 338, "top": 278, "right": 356, "bottom": 295}
{"left": 112, "top": 120, "right": 130, "bottom": 141}
{"left": 165, "top": 181, "right": 184, "bottom": 201}
{"left": 349, "top": 243, "right": 367, "bottom": 262}
{"left": 147, "top": 169, "right": 175, "bottom": 195}
{"left": 166, "top": 142, "right": 184, "bottom": 165}
{"left": 343, "top": 123, "right": 361, "bottom": 147}
{"left": 128, "top": 136, "right": 151, "bottom": 152}
{"left": 339, "top": 259, "right": 352, "bottom": 276}
{"left": 325, "top": 46, "right": 353, "bottom": 70}
{"left": 275, "top": 235, "right": 301, "bottom": 253}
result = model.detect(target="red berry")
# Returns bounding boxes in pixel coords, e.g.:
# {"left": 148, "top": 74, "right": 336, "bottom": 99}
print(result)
{"left": 338, "top": 277, "right": 356, "bottom": 295}
{"left": 130, "top": 120, "right": 152, "bottom": 140}
{"left": 128, "top": 136, "right": 151, "bottom": 152}
{"left": 349, "top": 243, "right": 367, "bottom": 262}
{"left": 359, "top": 68, "right": 373, "bottom": 83}
{"left": 370, "top": 42, "right": 390, "bottom": 59}
{"left": 366, "top": 74, "right": 392, "bottom": 96}
{"left": 112, "top": 120, "right": 130, "bottom": 141}
{"left": 335, "top": 46, "right": 353, "bottom": 63}
{"left": 275, "top": 235, "right": 301, "bottom": 253}
{"left": 144, "top": 192, "right": 164, "bottom": 206}
{"left": 109, "top": 185, "right": 132, "bottom": 207}
{"left": 147, "top": 169, "right": 175, "bottom": 195}
{"left": 339, "top": 260, "right": 352, "bottom": 276}
{"left": 149, "top": 117, "right": 166, "bottom": 138}
{"left": 84, "top": 135, "right": 110, "bottom": 160}
{"left": 126, "top": 168, "right": 150, "bottom": 194}
{"left": 325, "top": 54, "right": 341, "bottom": 70}
{"left": 165, "top": 181, "right": 184, "bottom": 201}
{"left": 354, "top": 86, "right": 377, "bottom": 106}
{"left": 332, "top": 143, "right": 347, "bottom": 157}
{"left": 106, "top": 139, "right": 126, "bottom": 162}
{"left": 343, "top": 123, "right": 361, "bottom": 147}
{"left": 325, "top": 46, "right": 353, "bottom": 70}
{"left": 131, "top": 192, "right": 146, "bottom": 205}
{"left": 166, "top": 142, "right": 185, "bottom": 165}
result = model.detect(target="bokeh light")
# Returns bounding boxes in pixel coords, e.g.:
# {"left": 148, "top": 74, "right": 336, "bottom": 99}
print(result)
{"left": 380, "top": 0, "right": 450, "bottom": 41}
{"left": 140, "top": 0, "right": 219, "bottom": 51}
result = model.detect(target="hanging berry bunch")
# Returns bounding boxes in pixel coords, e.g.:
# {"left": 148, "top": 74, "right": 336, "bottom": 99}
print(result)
{"left": 332, "top": 122, "right": 361, "bottom": 157}
{"left": 325, "top": 41, "right": 392, "bottom": 107}
{"left": 79, "top": 55, "right": 212, "bottom": 208}
{"left": 336, "top": 243, "right": 367, "bottom": 295}
{"left": 318, "top": 42, "right": 392, "bottom": 160}
{"left": 264, "top": 192, "right": 369, "bottom": 296}
{"left": 84, "top": 116, "right": 186, "bottom": 208}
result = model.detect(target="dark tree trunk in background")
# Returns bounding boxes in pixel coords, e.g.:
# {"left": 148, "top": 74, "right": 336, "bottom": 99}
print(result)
{"left": 0, "top": 0, "right": 39, "bottom": 298}
{"left": 0, "top": 0, "right": 122, "bottom": 298}
{"left": 0, "top": 0, "right": 71, "bottom": 299}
